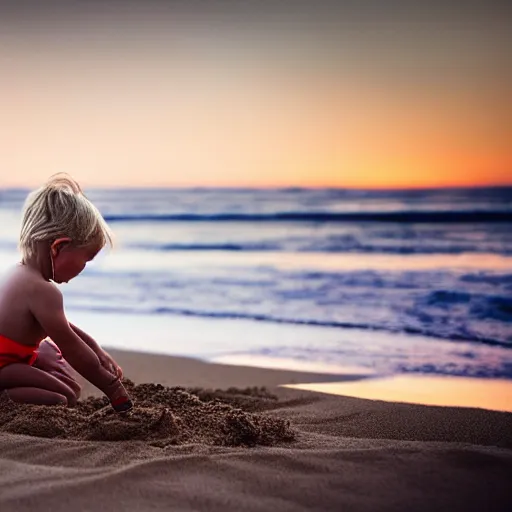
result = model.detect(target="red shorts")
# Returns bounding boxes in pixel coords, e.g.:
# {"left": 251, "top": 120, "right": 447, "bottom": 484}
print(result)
{"left": 0, "top": 334, "right": 40, "bottom": 369}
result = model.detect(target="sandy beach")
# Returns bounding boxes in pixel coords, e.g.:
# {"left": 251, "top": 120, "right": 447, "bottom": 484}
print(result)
{"left": 1, "top": 349, "right": 511, "bottom": 512}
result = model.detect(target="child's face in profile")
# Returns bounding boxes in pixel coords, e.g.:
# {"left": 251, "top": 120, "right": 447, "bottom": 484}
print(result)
{"left": 52, "top": 241, "right": 100, "bottom": 284}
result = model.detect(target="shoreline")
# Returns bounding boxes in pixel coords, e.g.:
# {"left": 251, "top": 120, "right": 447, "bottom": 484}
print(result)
{"left": 77, "top": 349, "right": 365, "bottom": 398}
{"left": 83, "top": 348, "right": 512, "bottom": 414}
{"left": 285, "top": 374, "right": 512, "bottom": 413}
{"left": 65, "top": 309, "right": 512, "bottom": 382}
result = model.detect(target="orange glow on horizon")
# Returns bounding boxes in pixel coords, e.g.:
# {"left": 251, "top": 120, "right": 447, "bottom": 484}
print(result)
{"left": 0, "top": 11, "right": 510, "bottom": 190}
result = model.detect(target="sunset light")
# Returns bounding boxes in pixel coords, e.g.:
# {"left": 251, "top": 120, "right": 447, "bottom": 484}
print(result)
{"left": 0, "top": 3, "right": 509, "bottom": 189}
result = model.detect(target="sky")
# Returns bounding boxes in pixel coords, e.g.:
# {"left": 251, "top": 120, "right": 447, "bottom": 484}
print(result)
{"left": 0, "top": 1, "right": 510, "bottom": 189}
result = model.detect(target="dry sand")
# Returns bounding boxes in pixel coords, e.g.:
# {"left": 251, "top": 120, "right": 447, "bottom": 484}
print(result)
{"left": 1, "top": 349, "right": 511, "bottom": 511}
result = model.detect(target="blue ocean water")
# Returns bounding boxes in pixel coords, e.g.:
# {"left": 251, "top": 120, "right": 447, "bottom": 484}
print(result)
{"left": 1, "top": 187, "right": 511, "bottom": 378}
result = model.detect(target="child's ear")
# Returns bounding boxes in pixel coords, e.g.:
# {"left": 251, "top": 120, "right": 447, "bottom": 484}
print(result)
{"left": 51, "top": 237, "right": 72, "bottom": 257}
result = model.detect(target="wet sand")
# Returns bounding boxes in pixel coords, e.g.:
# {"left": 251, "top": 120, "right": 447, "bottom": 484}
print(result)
{"left": 285, "top": 374, "right": 512, "bottom": 413}
{"left": 1, "top": 349, "right": 512, "bottom": 511}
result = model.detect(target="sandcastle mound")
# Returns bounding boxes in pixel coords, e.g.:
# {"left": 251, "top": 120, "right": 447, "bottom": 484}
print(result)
{"left": 0, "top": 380, "right": 295, "bottom": 447}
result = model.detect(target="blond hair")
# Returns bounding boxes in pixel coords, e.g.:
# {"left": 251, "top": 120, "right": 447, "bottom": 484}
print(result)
{"left": 19, "top": 174, "right": 113, "bottom": 260}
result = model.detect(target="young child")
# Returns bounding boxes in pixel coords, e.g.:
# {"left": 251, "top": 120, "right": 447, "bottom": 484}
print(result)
{"left": 0, "top": 174, "right": 133, "bottom": 413}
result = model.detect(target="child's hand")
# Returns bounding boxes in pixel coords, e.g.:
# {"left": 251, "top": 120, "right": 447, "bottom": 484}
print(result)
{"left": 97, "top": 349, "right": 123, "bottom": 379}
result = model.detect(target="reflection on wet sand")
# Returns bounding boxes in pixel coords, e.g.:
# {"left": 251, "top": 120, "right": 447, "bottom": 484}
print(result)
{"left": 284, "top": 375, "right": 512, "bottom": 412}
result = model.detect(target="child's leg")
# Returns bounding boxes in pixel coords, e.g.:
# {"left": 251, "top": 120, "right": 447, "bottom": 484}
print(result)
{"left": 0, "top": 363, "right": 78, "bottom": 406}
{"left": 33, "top": 339, "right": 81, "bottom": 400}
{"left": 4, "top": 387, "right": 67, "bottom": 406}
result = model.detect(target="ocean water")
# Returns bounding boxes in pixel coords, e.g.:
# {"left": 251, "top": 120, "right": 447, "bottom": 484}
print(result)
{"left": 1, "top": 187, "right": 511, "bottom": 379}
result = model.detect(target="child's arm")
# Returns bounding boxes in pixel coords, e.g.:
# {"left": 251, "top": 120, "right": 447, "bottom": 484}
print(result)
{"left": 69, "top": 323, "right": 123, "bottom": 378}
{"left": 28, "top": 280, "right": 131, "bottom": 410}
{"left": 69, "top": 323, "right": 102, "bottom": 353}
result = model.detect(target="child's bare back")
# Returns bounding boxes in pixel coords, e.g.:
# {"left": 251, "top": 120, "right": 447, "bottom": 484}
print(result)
{"left": 0, "top": 265, "right": 52, "bottom": 347}
{"left": 0, "top": 175, "right": 133, "bottom": 412}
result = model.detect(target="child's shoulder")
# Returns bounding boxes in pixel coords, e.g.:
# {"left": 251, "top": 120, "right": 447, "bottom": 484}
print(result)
{"left": 0, "top": 264, "right": 60, "bottom": 297}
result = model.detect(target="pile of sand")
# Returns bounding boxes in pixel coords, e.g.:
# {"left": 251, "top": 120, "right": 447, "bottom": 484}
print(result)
{"left": 0, "top": 380, "right": 294, "bottom": 447}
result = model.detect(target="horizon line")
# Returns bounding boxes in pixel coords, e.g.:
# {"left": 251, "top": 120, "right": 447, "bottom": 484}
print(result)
{"left": 1, "top": 183, "right": 512, "bottom": 192}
